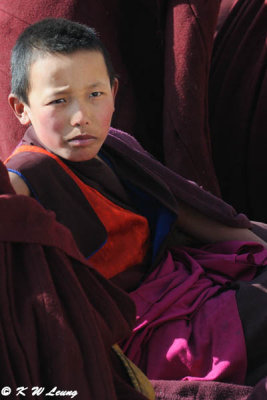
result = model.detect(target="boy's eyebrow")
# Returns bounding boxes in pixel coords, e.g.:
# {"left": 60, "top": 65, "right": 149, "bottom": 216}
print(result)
{"left": 46, "top": 81, "right": 107, "bottom": 97}
{"left": 46, "top": 86, "right": 71, "bottom": 97}
{"left": 87, "top": 81, "right": 107, "bottom": 88}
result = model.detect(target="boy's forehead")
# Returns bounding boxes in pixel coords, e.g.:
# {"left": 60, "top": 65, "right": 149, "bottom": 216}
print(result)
{"left": 28, "top": 50, "right": 109, "bottom": 87}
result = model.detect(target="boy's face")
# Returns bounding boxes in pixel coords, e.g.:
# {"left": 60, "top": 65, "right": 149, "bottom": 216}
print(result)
{"left": 9, "top": 50, "right": 118, "bottom": 161}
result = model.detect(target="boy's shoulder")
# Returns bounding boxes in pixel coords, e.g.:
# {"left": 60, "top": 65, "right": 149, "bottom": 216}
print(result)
{"left": 5, "top": 145, "right": 71, "bottom": 197}
{"left": 8, "top": 171, "right": 31, "bottom": 196}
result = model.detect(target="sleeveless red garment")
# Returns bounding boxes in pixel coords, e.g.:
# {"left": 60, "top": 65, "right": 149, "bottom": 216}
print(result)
{"left": 6, "top": 145, "right": 150, "bottom": 279}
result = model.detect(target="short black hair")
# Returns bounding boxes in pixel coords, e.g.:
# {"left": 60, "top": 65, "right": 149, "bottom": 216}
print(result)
{"left": 11, "top": 18, "right": 115, "bottom": 104}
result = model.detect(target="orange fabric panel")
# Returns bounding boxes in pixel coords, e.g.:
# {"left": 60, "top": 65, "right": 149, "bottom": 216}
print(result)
{"left": 6, "top": 145, "right": 150, "bottom": 278}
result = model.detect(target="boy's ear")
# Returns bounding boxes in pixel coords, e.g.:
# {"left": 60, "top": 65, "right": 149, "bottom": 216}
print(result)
{"left": 112, "top": 78, "right": 119, "bottom": 100}
{"left": 8, "top": 94, "right": 31, "bottom": 125}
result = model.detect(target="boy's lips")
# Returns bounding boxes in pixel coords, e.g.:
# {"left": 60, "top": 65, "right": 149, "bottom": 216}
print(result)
{"left": 67, "top": 134, "right": 97, "bottom": 146}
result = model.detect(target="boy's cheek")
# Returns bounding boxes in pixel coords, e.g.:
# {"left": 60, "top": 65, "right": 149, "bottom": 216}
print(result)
{"left": 38, "top": 110, "right": 65, "bottom": 132}
{"left": 98, "top": 105, "right": 115, "bottom": 128}
{"left": 50, "top": 119, "right": 66, "bottom": 133}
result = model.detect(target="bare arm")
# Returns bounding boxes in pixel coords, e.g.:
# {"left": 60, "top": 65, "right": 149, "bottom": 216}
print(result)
{"left": 177, "top": 199, "right": 267, "bottom": 248}
{"left": 8, "top": 171, "right": 31, "bottom": 196}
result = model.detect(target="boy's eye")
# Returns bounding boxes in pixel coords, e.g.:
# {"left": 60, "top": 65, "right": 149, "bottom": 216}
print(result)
{"left": 49, "top": 98, "right": 66, "bottom": 105}
{"left": 89, "top": 91, "right": 102, "bottom": 98}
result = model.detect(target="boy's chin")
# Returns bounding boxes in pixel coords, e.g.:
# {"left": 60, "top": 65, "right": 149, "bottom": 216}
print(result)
{"left": 56, "top": 148, "right": 98, "bottom": 163}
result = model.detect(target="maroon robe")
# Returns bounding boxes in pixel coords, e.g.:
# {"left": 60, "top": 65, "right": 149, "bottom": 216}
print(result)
{"left": 0, "top": 159, "right": 149, "bottom": 400}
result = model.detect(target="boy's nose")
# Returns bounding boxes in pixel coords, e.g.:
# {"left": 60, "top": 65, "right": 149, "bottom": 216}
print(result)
{"left": 70, "top": 103, "right": 90, "bottom": 127}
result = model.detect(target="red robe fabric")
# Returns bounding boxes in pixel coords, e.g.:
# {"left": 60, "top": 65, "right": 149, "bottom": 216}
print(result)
{"left": 0, "top": 160, "right": 148, "bottom": 400}
{"left": 210, "top": 0, "right": 267, "bottom": 221}
{"left": 163, "top": 0, "right": 221, "bottom": 195}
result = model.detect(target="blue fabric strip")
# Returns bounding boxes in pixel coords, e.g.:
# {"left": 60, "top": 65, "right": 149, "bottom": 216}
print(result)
{"left": 123, "top": 182, "right": 176, "bottom": 262}
{"left": 99, "top": 149, "right": 176, "bottom": 260}
{"left": 7, "top": 168, "right": 41, "bottom": 202}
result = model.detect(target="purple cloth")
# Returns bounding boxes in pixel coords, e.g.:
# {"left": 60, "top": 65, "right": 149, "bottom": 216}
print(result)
{"left": 106, "top": 128, "right": 251, "bottom": 229}
{"left": 122, "top": 242, "right": 267, "bottom": 382}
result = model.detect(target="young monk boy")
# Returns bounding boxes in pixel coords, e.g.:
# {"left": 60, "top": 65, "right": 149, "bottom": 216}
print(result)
{"left": 6, "top": 18, "right": 267, "bottom": 386}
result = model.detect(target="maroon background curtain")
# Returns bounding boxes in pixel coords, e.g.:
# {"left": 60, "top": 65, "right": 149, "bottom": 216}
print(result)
{"left": 210, "top": 0, "right": 267, "bottom": 221}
